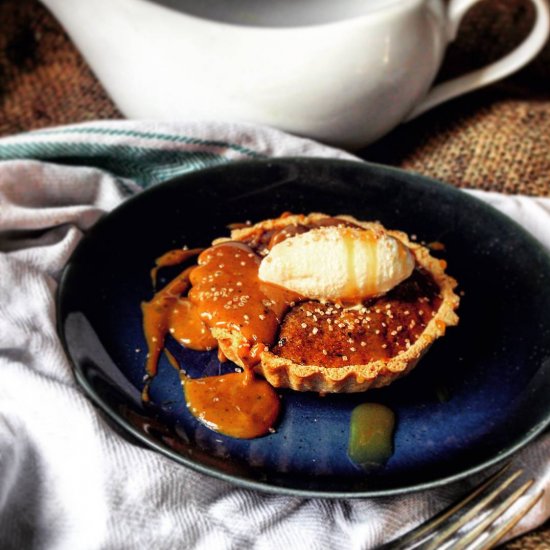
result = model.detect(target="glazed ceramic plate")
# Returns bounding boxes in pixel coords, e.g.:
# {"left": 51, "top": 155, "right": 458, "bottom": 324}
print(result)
{"left": 57, "top": 158, "right": 550, "bottom": 497}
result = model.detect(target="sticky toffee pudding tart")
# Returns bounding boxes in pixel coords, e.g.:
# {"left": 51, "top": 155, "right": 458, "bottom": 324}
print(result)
{"left": 141, "top": 212, "right": 459, "bottom": 437}
{"left": 225, "top": 213, "right": 459, "bottom": 392}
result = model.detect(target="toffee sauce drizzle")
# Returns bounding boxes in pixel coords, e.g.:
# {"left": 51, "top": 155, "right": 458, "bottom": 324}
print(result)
{"left": 142, "top": 238, "right": 300, "bottom": 438}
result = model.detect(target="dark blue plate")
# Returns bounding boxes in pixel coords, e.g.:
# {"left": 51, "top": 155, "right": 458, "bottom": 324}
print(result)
{"left": 57, "top": 158, "right": 550, "bottom": 497}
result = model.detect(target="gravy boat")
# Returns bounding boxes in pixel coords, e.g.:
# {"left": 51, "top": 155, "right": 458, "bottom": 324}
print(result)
{"left": 41, "top": 0, "right": 550, "bottom": 148}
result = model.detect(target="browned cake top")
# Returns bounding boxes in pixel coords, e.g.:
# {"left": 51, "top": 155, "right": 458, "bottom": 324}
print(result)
{"left": 272, "top": 267, "right": 442, "bottom": 367}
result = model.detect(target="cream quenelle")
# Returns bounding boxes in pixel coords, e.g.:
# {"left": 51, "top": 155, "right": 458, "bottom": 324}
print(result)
{"left": 258, "top": 225, "right": 415, "bottom": 301}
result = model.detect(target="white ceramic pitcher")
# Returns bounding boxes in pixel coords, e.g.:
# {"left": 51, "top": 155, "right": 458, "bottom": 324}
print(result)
{"left": 41, "top": 0, "right": 550, "bottom": 148}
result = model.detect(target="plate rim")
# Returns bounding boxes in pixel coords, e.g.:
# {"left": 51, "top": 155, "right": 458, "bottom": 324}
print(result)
{"left": 56, "top": 156, "right": 550, "bottom": 498}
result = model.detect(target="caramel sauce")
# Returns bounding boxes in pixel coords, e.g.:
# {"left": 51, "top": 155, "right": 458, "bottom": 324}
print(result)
{"left": 187, "top": 241, "right": 300, "bottom": 364}
{"left": 428, "top": 241, "right": 446, "bottom": 252}
{"left": 243, "top": 217, "right": 361, "bottom": 254}
{"left": 142, "top": 266, "right": 195, "bottom": 379}
{"left": 164, "top": 349, "right": 180, "bottom": 372}
{"left": 142, "top": 241, "right": 297, "bottom": 438}
{"left": 344, "top": 231, "right": 359, "bottom": 297}
{"left": 268, "top": 224, "right": 309, "bottom": 249}
{"left": 183, "top": 370, "right": 280, "bottom": 439}
{"left": 169, "top": 298, "right": 218, "bottom": 351}
{"left": 343, "top": 227, "right": 378, "bottom": 299}
{"left": 348, "top": 403, "right": 395, "bottom": 469}
{"left": 150, "top": 247, "right": 203, "bottom": 286}
{"left": 365, "top": 230, "right": 378, "bottom": 297}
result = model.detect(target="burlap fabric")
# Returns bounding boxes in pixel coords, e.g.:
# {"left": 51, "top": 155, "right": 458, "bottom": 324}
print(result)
{"left": 0, "top": 0, "right": 548, "bottom": 547}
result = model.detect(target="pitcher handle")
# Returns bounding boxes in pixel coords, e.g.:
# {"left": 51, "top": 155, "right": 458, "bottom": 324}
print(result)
{"left": 406, "top": 0, "right": 550, "bottom": 121}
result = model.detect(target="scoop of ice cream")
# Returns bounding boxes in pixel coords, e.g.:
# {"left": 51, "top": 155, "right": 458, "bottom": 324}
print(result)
{"left": 258, "top": 225, "right": 414, "bottom": 301}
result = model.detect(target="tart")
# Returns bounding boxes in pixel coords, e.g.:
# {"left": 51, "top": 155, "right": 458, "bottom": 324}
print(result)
{"left": 214, "top": 213, "right": 460, "bottom": 393}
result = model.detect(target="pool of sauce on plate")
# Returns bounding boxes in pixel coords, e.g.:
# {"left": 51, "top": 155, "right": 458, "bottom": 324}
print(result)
{"left": 141, "top": 215, "right": 442, "bottom": 439}
{"left": 347, "top": 403, "right": 395, "bottom": 469}
{"left": 141, "top": 253, "right": 216, "bottom": 386}
{"left": 182, "top": 369, "right": 280, "bottom": 439}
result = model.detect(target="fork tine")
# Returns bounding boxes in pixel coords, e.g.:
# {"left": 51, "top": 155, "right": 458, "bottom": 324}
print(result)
{"left": 450, "top": 479, "right": 534, "bottom": 550}
{"left": 472, "top": 489, "right": 545, "bottom": 550}
{"left": 378, "top": 462, "right": 513, "bottom": 549}
{"left": 422, "top": 469, "right": 524, "bottom": 550}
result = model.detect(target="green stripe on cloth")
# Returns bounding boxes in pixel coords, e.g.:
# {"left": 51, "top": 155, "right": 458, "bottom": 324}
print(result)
{"left": 28, "top": 127, "right": 265, "bottom": 159}
{"left": 0, "top": 141, "right": 239, "bottom": 188}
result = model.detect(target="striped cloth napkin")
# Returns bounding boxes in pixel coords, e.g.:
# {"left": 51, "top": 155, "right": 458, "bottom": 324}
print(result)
{"left": 0, "top": 121, "right": 548, "bottom": 549}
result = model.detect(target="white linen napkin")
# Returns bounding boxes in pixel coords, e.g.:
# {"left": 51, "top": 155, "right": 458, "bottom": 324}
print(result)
{"left": 0, "top": 121, "right": 548, "bottom": 549}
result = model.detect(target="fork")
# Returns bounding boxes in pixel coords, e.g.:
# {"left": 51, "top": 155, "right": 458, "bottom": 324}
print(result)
{"left": 379, "top": 462, "right": 545, "bottom": 550}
